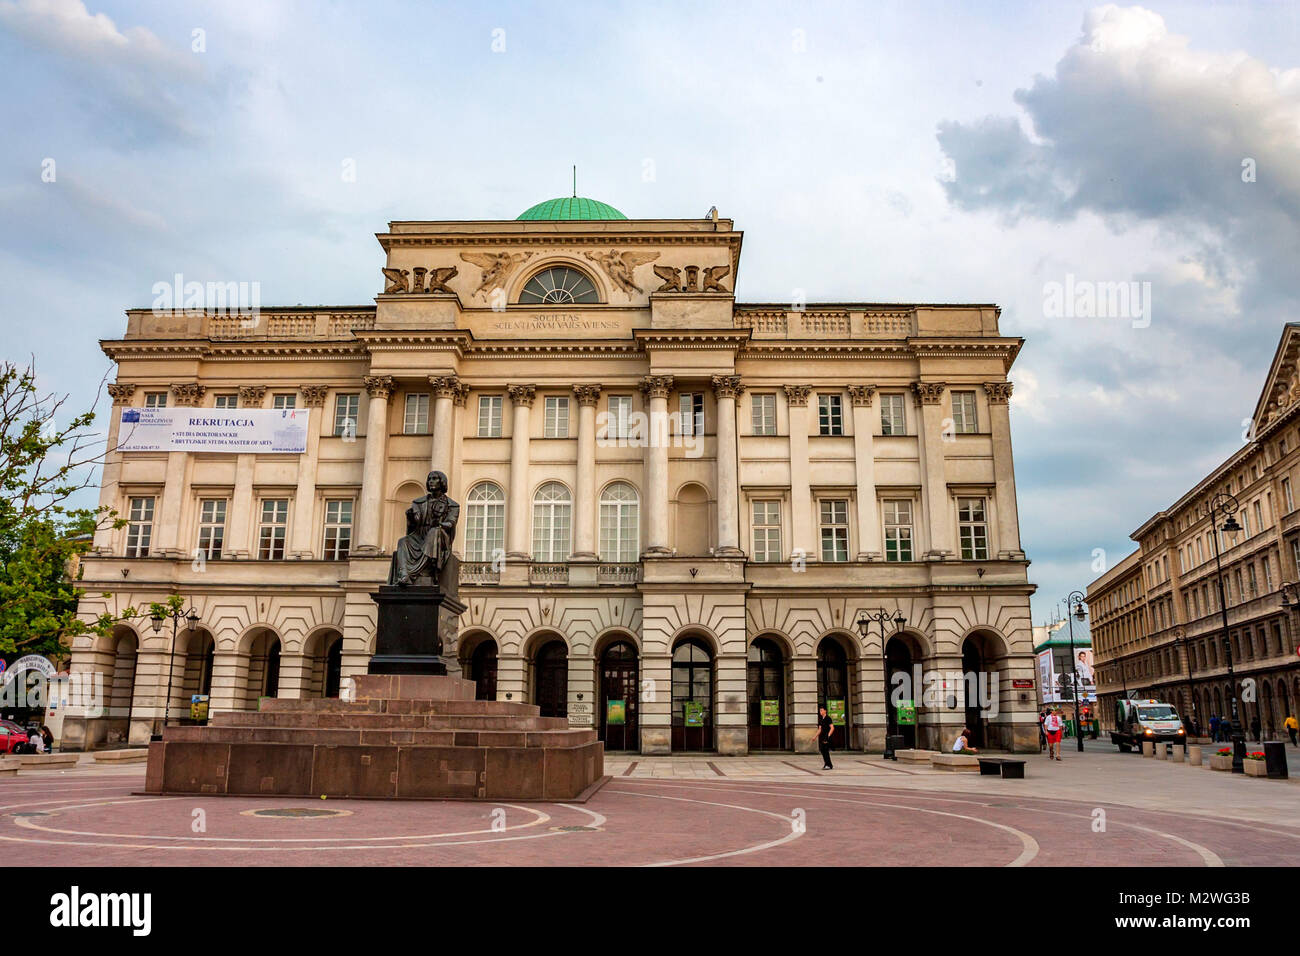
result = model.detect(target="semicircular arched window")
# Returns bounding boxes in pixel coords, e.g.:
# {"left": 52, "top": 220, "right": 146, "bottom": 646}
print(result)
{"left": 519, "top": 267, "right": 599, "bottom": 305}
{"left": 464, "top": 482, "right": 505, "bottom": 562}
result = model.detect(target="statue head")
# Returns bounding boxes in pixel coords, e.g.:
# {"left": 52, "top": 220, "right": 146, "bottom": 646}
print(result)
{"left": 426, "top": 470, "right": 448, "bottom": 496}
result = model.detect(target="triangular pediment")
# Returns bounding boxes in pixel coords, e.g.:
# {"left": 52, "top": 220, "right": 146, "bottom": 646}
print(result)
{"left": 1250, "top": 323, "right": 1300, "bottom": 439}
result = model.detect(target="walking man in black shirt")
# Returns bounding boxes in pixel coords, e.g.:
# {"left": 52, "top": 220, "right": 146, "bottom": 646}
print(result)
{"left": 818, "top": 706, "right": 834, "bottom": 770}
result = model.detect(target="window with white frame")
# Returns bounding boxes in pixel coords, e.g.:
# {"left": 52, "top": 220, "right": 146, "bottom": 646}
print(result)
{"left": 532, "top": 482, "right": 572, "bottom": 561}
{"left": 322, "top": 499, "right": 352, "bottom": 560}
{"left": 952, "top": 391, "right": 978, "bottom": 434}
{"left": 958, "top": 497, "right": 989, "bottom": 560}
{"left": 1292, "top": 538, "right": 1300, "bottom": 577}
{"left": 819, "top": 499, "right": 849, "bottom": 562}
{"left": 679, "top": 392, "right": 704, "bottom": 437}
{"left": 272, "top": 393, "right": 296, "bottom": 410}
{"left": 478, "top": 395, "right": 503, "bottom": 437}
{"left": 751, "top": 394, "right": 777, "bottom": 435}
{"left": 404, "top": 393, "right": 430, "bottom": 435}
{"left": 544, "top": 396, "right": 570, "bottom": 438}
{"left": 143, "top": 392, "right": 167, "bottom": 408}
{"left": 607, "top": 395, "right": 632, "bottom": 439}
{"left": 196, "top": 498, "right": 226, "bottom": 560}
{"left": 125, "top": 496, "right": 155, "bottom": 557}
{"left": 257, "top": 499, "right": 289, "bottom": 560}
{"left": 818, "top": 394, "right": 843, "bottom": 436}
{"left": 599, "top": 482, "right": 640, "bottom": 562}
{"left": 1285, "top": 477, "right": 1295, "bottom": 513}
{"left": 334, "top": 393, "right": 359, "bottom": 437}
{"left": 1263, "top": 557, "right": 1273, "bottom": 592}
{"left": 464, "top": 482, "right": 505, "bottom": 562}
{"left": 213, "top": 394, "right": 238, "bottom": 409}
{"left": 751, "top": 500, "right": 782, "bottom": 562}
{"left": 883, "top": 499, "right": 913, "bottom": 562}
{"left": 1247, "top": 563, "right": 1258, "bottom": 598}
{"left": 880, "top": 394, "right": 906, "bottom": 436}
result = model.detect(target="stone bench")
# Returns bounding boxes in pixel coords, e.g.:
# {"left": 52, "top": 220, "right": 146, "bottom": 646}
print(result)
{"left": 931, "top": 753, "right": 980, "bottom": 772}
{"left": 977, "top": 757, "right": 1026, "bottom": 779}
{"left": 17, "top": 753, "right": 80, "bottom": 769}
{"left": 0, "top": 756, "right": 18, "bottom": 777}
{"left": 896, "top": 749, "right": 938, "bottom": 763}
{"left": 91, "top": 749, "right": 150, "bottom": 763}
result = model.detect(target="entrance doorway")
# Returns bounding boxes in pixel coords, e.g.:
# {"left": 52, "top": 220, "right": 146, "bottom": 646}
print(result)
{"left": 747, "top": 638, "right": 786, "bottom": 750}
{"left": 324, "top": 637, "right": 343, "bottom": 698}
{"left": 534, "top": 640, "right": 568, "bottom": 718}
{"left": 671, "top": 638, "right": 713, "bottom": 752}
{"left": 470, "top": 640, "right": 498, "bottom": 701}
{"left": 599, "top": 640, "right": 639, "bottom": 751}
{"left": 885, "top": 636, "right": 916, "bottom": 749}
{"left": 817, "top": 638, "right": 852, "bottom": 750}
{"left": 961, "top": 634, "right": 989, "bottom": 748}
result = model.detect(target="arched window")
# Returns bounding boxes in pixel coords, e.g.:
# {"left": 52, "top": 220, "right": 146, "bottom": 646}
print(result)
{"left": 519, "top": 267, "right": 598, "bottom": 305}
{"left": 599, "top": 482, "right": 640, "bottom": 562}
{"left": 464, "top": 482, "right": 505, "bottom": 562}
{"left": 532, "top": 482, "right": 572, "bottom": 561}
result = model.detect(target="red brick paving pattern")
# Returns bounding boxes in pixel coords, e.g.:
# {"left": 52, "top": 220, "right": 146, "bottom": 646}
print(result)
{"left": 3, "top": 773, "right": 1297, "bottom": 867}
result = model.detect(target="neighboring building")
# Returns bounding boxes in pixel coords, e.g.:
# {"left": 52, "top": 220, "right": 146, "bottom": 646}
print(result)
{"left": 1089, "top": 325, "right": 1300, "bottom": 738}
{"left": 1031, "top": 616, "right": 1094, "bottom": 730}
{"left": 65, "top": 197, "right": 1036, "bottom": 754}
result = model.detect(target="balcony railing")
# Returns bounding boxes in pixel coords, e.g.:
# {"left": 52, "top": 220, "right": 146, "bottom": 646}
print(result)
{"left": 529, "top": 563, "right": 569, "bottom": 586}
{"left": 459, "top": 562, "right": 500, "bottom": 585}
{"left": 597, "top": 563, "right": 642, "bottom": 585}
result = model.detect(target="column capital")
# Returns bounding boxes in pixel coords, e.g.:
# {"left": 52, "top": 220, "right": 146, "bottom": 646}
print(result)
{"left": 573, "top": 384, "right": 603, "bottom": 406}
{"left": 640, "top": 375, "right": 674, "bottom": 399}
{"left": 710, "top": 375, "right": 745, "bottom": 399}
{"left": 983, "top": 381, "right": 1014, "bottom": 404}
{"left": 912, "top": 381, "right": 946, "bottom": 405}
{"left": 107, "top": 383, "right": 136, "bottom": 406}
{"left": 238, "top": 385, "right": 266, "bottom": 407}
{"left": 783, "top": 384, "right": 812, "bottom": 407}
{"left": 507, "top": 384, "right": 537, "bottom": 407}
{"left": 429, "top": 375, "right": 461, "bottom": 398}
{"left": 299, "top": 384, "right": 330, "bottom": 407}
{"left": 451, "top": 381, "right": 471, "bottom": 407}
{"left": 847, "top": 384, "right": 877, "bottom": 407}
{"left": 170, "top": 383, "right": 205, "bottom": 406}
{"left": 363, "top": 375, "right": 395, "bottom": 399}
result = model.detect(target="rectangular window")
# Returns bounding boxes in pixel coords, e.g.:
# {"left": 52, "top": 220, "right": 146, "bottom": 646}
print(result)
{"left": 544, "top": 396, "right": 570, "bottom": 438}
{"left": 213, "top": 394, "right": 238, "bottom": 409}
{"left": 257, "top": 499, "right": 289, "bottom": 560}
{"left": 880, "top": 394, "right": 906, "bottom": 436}
{"left": 958, "top": 497, "right": 989, "bottom": 560}
{"left": 952, "top": 391, "right": 978, "bottom": 434}
{"left": 751, "top": 500, "right": 782, "bottom": 563}
{"left": 607, "top": 395, "right": 631, "bottom": 439}
{"left": 1285, "top": 477, "right": 1295, "bottom": 513}
{"left": 819, "top": 499, "right": 849, "bottom": 562}
{"left": 196, "top": 498, "right": 226, "bottom": 560}
{"left": 334, "top": 393, "right": 359, "bottom": 437}
{"left": 322, "top": 499, "right": 353, "bottom": 561}
{"left": 1263, "top": 557, "right": 1273, "bottom": 592}
{"left": 751, "top": 394, "right": 777, "bottom": 435}
{"left": 143, "top": 392, "right": 167, "bottom": 408}
{"left": 679, "top": 393, "right": 704, "bottom": 437}
{"left": 1292, "top": 539, "right": 1300, "bottom": 577}
{"left": 883, "top": 500, "right": 913, "bottom": 562}
{"left": 1253, "top": 500, "right": 1263, "bottom": 532}
{"left": 125, "top": 496, "right": 154, "bottom": 557}
{"left": 272, "top": 393, "right": 297, "bottom": 410}
{"left": 1247, "top": 563, "right": 1258, "bottom": 598}
{"left": 478, "top": 395, "right": 504, "bottom": 437}
{"left": 818, "top": 394, "right": 843, "bottom": 436}
{"left": 403, "top": 393, "right": 430, "bottom": 435}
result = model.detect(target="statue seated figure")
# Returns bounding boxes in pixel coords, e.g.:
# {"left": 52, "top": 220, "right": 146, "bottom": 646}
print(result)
{"left": 388, "top": 470, "right": 460, "bottom": 590}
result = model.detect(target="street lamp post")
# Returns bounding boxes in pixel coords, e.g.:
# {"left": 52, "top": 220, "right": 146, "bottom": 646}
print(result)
{"left": 1066, "top": 591, "right": 1088, "bottom": 752}
{"left": 856, "top": 608, "right": 908, "bottom": 744}
{"left": 1207, "top": 492, "right": 1244, "bottom": 773}
{"left": 149, "top": 604, "right": 201, "bottom": 738}
{"left": 1173, "top": 626, "right": 1196, "bottom": 740}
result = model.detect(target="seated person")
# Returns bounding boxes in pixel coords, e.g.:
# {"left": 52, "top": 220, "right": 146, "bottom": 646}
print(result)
{"left": 952, "top": 727, "right": 978, "bottom": 754}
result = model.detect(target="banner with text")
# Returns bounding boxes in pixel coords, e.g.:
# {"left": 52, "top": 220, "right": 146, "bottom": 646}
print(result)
{"left": 116, "top": 407, "right": 310, "bottom": 454}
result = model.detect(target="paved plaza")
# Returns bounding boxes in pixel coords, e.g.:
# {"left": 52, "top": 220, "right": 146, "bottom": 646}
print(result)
{"left": 3, "top": 746, "right": 1298, "bottom": 867}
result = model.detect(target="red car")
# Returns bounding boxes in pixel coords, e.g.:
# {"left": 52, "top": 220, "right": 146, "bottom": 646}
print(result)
{"left": 0, "top": 720, "right": 29, "bottom": 754}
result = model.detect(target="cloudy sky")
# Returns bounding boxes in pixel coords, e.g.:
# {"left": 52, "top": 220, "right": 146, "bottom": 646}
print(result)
{"left": 2, "top": 0, "right": 1298, "bottom": 623}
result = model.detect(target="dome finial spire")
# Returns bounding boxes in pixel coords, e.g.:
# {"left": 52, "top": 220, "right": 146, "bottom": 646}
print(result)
{"left": 572, "top": 165, "right": 577, "bottom": 198}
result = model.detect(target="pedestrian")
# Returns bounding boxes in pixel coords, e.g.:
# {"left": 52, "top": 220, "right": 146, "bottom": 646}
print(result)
{"left": 1284, "top": 714, "right": 1298, "bottom": 746}
{"left": 1209, "top": 714, "right": 1220, "bottom": 742}
{"left": 1038, "top": 708, "right": 1048, "bottom": 752}
{"left": 1250, "top": 716, "right": 1262, "bottom": 742}
{"left": 39, "top": 726, "right": 52, "bottom": 752}
{"left": 1043, "top": 708, "right": 1064, "bottom": 761}
{"left": 952, "top": 727, "right": 978, "bottom": 754}
{"left": 30, "top": 729, "right": 45, "bottom": 754}
{"left": 817, "top": 705, "right": 834, "bottom": 770}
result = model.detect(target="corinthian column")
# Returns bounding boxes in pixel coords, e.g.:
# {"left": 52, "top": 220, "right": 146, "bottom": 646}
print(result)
{"left": 641, "top": 375, "right": 674, "bottom": 554}
{"left": 848, "top": 385, "right": 880, "bottom": 560}
{"left": 913, "top": 381, "right": 951, "bottom": 558}
{"left": 572, "top": 384, "right": 602, "bottom": 560}
{"left": 429, "top": 375, "right": 463, "bottom": 476}
{"left": 354, "top": 375, "right": 394, "bottom": 554}
{"left": 289, "top": 385, "right": 329, "bottom": 558}
{"left": 711, "top": 375, "right": 744, "bottom": 555}
{"left": 984, "top": 381, "right": 1024, "bottom": 558}
{"left": 154, "top": 383, "right": 205, "bottom": 558}
{"left": 505, "top": 385, "right": 536, "bottom": 560}
{"left": 785, "top": 384, "right": 814, "bottom": 560}
{"left": 94, "top": 383, "right": 136, "bottom": 554}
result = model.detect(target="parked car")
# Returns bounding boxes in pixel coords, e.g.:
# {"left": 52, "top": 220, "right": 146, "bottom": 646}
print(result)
{"left": 0, "top": 720, "right": 29, "bottom": 754}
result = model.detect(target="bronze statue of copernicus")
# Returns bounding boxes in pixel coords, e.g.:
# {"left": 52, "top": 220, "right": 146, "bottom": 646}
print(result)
{"left": 388, "top": 470, "right": 459, "bottom": 587}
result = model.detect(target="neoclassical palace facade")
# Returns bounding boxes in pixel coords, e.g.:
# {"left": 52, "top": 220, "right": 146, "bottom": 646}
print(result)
{"left": 1089, "top": 324, "right": 1300, "bottom": 738}
{"left": 66, "top": 197, "right": 1037, "bottom": 754}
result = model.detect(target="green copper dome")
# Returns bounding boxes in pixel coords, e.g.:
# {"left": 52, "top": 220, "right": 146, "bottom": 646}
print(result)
{"left": 517, "top": 196, "right": 627, "bottom": 221}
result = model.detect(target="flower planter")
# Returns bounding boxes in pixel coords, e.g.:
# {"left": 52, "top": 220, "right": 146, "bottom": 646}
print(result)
{"left": 1208, "top": 754, "right": 1233, "bottom": 771}
{"left": 1243, "top": 759, "right": 1268, "bottom": 777}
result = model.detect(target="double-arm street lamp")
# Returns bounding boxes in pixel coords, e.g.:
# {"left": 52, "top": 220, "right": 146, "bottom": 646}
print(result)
{"left": 1206, "top": 492, "right": 1244, "bottom": 773}
{"left": 1066, "top": 591, "right": 1088, "bottom": 752}
{"left": 149, "top": 602, "right": 201, "bottom": 735}
{"left": 856, "top": 607, "right": 908, "bottom": 726}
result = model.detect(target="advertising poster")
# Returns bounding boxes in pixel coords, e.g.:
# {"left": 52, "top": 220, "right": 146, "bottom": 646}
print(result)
{"left": 826, "top": 699, "right": 846, "bottom": 726}
{"left": 683, "top": 701, "right": 705, "bottom": 727}
{"left": 606, "top": 699, "right": 626, "bottom": 726}
{"left": 1038, "top": 650, "right": 1061, "bottom": 704}
{"left": 760, "top": 699, "right": 780, "bottom": 726}
{"left": 190, "top": 695, "right": 210, "bottom": 722}
{"left": 116, "top": 407, "right": 310, "bottom": 454}
{"left": 897, "top": 699, "right": 916, "bottom": 725}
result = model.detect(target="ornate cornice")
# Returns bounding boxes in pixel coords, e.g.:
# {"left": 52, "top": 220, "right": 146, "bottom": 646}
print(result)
{"left": 107, "top": 383, "right": 136, "bottom": 406}
{"left": 783, "top": 384, "right": 812, "bottom": 407}
{"left": 912, "top": 382, "right": 946, "bottom": 405}
{"left": 300, "top": 385, "right": 330, "bottom": 407}
{"left": 238, "top": 385, "right": 266, "bottom": 407}
{"left": 710, "top": 375, "right": 745, "bottom": 399}
{"left": 507, "top": 384, "right": 536, "bottom": 407}
{"left": 363, "top": 375, "right": 395, "bottom": 399}
{"left": 983, "top": 381, "right": 1013, "bottom": 404}
{"left": 170, "top": 383, "right": 205, "bottom": 406}
{"left": 639, "top": 375, "right": 675, "bottom": 399}
{"left": 847, "top": 384, "right": 876, "bottom": 407}
{"left": 573, "top": 384, "right": 603, "bottom": 406}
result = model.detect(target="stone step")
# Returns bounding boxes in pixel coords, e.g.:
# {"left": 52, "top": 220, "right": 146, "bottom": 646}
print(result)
{"left": 212, "top": 711, "right": 571, "bottom": 732}
{"left": 257, "top": 698, "right": 540, "bottom": 718}
{"left": 162, "top": 726, "right": 599, "bottom": 748}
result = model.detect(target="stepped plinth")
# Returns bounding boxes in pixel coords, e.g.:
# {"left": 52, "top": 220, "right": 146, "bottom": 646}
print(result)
{"left": 142, "top": 674, "right": 605, "bottom": 801}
